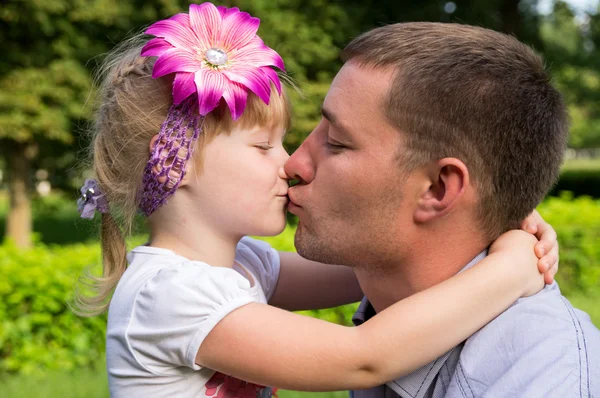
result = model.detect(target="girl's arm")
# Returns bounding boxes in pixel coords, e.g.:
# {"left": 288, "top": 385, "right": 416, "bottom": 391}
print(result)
{"left": 196, "top": 230, "right": 544, "bottom": 391}
{"left": 270, "top": 210, "right": 559, "bottom": 311}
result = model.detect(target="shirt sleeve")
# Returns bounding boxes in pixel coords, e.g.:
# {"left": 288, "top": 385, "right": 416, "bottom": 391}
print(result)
{"left": 126, "top": 261, "right": 257, "bottom": 374}
{"left": 235, "top": 237, "right": 281, "bottom": 302}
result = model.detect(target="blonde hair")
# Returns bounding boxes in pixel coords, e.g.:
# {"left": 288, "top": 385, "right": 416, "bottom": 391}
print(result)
{"left": 74, "top": 35, "right": 291, "bottom": 316}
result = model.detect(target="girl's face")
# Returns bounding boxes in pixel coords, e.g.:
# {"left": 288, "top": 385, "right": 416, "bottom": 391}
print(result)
{"left": 190, "top": 124, "right": 290, "bottom": 238}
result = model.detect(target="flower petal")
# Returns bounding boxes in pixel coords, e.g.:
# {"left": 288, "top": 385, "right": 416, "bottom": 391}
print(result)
{"left": 189, "top": 2, "right": 222, "bottom": 48}
{"left": 216, "top": 6, "right": 228, "bottom": 18}
{"left": 172, "top": 72, "right": 197, "bottom": 104}
{"left": 141, "top": 38, "right": 173, "bottom": 57}
{"left": 222, "top": 80, "right": 249, "bottom": 120}
{"left": 224, "top": 66, "right": 271, "bottom": 104}
{"left": 230, "top": 37, "right": 285, "bottom": 70}
{"left": 152, "top": 48, "right": 200, "bottom": 78}
{"left": 145, "top": 19, "right": 198, "bottom": 51}
{"left": 219, "top": 8, "right": 260, "bottom": 51}
{"left": 195, "top": 69, "right": 227, "bottom": 115}
{"left": 169, "top": 12, "right": 190, "bottom": 26}
{"left": 261, "top": 66, "right": 282, "bottom": 95}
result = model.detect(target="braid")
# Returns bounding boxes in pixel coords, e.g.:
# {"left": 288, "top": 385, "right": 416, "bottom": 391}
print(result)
{"left": 111, "top": 55, "right": 152, "bottom": 87}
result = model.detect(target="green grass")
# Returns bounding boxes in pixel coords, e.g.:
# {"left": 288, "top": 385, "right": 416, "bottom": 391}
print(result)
{"left": 0, "top": 366, "right": 348, "bottom": 398}
{"left": 0, "top": 365, "right": 109, "bottom": 398}
{"left": 280, "top": 392, "right": 348, "bottom": 397}
{"left": 562, "top": 158, "right": 600, "bottom": 171}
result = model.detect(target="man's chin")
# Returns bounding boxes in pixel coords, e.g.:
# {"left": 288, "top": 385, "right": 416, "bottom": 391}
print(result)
{"left": 293, "top": 225, "right": 320, "bottom": 261}
{"left": 294, "top": 225, "right": 345, "bottom": 265}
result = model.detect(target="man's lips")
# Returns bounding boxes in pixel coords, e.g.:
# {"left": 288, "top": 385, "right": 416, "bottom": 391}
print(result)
{"left": 287, "top": 190, "right": 302, "bottom": 211}
{"left": 287, "top": 189, "right": 298, "bottom": 204}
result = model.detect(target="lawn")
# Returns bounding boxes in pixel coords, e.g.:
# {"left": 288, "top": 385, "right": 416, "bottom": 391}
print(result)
{"left": 562, "top": 158, "right": 600, "bottom": 170}
{"left": 0, "top": 366, "right": 349, "bottom": 398}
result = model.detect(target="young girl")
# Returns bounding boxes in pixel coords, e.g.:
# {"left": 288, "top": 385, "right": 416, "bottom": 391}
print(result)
{"left": 75, "top": 3, "right": 559, "bottom": 397}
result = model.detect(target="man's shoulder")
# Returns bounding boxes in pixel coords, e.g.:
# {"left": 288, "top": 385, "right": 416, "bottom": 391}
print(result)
{"left": 470, "top": 283, "right": 595, "bottom": 335}
{"left": 462, "top": 283, "right": 600, "bottom": 360}
{"left": 454, "top": 283, "right": 600, "bottom": 397}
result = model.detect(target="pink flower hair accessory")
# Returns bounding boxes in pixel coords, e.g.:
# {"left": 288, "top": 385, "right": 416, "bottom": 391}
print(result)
{"left": 141, "top": 1, "right": 284, "bottom": 119}
{"left": 138, "top": 2, "right": 285, "bottom": 216}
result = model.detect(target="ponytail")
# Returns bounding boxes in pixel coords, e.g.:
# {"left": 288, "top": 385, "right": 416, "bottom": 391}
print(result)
{"left": 72, "top": 213, "right": 128, "bottom": 316}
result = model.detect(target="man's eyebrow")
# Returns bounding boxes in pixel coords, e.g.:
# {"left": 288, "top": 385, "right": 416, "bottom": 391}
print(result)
{"left": 321, "top": 107, "right": 336, "bottom": 124}
{"left": 321, "top": 107, "right": 349, "bottom": 136}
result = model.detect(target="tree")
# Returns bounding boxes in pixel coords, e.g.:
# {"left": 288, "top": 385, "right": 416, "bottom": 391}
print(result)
{"left": 1, "top": 2, "right": 93, "bottom": 247}
{"left": 540, "top": 1, "right": 600, "bottom": 148}
{"left": 0, "top": 0, "right": 181, "bottom": 246}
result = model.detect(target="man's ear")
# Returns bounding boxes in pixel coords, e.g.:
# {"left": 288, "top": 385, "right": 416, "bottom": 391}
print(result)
{"left": 148, "top": 134, "right": 194, "bottom": 188}
{"left": 414, "top": 158, "right": 470, "bottom": 224}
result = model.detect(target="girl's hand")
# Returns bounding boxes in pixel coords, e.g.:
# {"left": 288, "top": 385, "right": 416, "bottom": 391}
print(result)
{"left": 521, "top": 210, "right": 559, "bottom": 285}
{"left": 489, "top": 230, "right": 545, "bottom": 297}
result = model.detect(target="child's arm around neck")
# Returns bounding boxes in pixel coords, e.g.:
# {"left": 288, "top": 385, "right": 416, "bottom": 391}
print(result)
{"left": 195, "top": 230, "right": 544, "bottom": 391}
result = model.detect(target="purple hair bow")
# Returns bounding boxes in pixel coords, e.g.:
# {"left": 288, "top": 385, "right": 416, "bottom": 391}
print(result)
{"left": 77, "top": 179, "right": 109, "bottom": 219}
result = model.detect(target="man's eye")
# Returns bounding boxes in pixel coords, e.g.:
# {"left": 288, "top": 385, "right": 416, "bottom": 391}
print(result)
{"left": 325, "top": 142, "right": 346, "bottom": 151}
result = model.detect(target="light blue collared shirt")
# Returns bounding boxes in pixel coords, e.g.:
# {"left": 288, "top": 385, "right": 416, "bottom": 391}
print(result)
{"left": 351, "top": 251, "right": 600, "bottom": 398}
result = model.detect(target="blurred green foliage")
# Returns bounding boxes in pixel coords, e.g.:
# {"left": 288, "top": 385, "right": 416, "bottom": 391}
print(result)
{"left": 0, "top": 241, "right": 105, "bottom": 374}
{"left": 1, "top": 0, "right": 599, "bottom": 185}
{"left": 551, "top": 159, "right": 600, "bottom": 198}
{"left": 538, "top": 193, "right": 600, "bottom": 295}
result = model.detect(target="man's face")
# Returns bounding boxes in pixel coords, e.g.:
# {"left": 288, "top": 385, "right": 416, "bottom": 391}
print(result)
{"left": 285, "top": 62, "right": 415, "bottom": 267}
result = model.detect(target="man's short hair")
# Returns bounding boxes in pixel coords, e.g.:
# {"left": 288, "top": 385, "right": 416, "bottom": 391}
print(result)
{"left": 342, "top": 22, "right": 569, "bottom": 239}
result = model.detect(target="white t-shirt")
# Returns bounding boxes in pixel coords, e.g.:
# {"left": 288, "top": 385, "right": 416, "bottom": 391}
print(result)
{"left": 106, "top": 237, "right": 281, "bottom": 397}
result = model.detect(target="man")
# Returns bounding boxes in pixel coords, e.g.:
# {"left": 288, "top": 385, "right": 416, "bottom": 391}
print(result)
{"left": 285, "top": 23, "right": 599, "bottom": 397}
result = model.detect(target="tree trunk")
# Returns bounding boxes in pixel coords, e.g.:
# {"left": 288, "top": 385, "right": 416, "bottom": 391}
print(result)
{"left": 5, "top": 143, "right": 32, "bottom": 248}
{"left": 501, "top": 0, "right": 522, "bottom": 36}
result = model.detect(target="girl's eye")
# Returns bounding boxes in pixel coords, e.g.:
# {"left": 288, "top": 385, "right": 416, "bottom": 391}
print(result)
{"left": 255, "top": 142, "right": 274, "bottom": 150}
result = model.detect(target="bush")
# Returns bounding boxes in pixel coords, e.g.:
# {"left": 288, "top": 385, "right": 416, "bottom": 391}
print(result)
{"left": 537, "top": 193, "right": 600, "bottom": 295}
{"left": 551, "top": 169, "right": 600, "bottom": 198}
{"left": 0, "top": 241, "right": 106, "bottom": 375}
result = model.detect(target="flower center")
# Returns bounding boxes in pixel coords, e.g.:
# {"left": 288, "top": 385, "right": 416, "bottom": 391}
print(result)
{"left": 205, "top": 48, "right": 228, "bottom": 66}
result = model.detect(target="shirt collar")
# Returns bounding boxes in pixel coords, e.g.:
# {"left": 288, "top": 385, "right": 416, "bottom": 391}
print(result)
{"left": 352, "top": 249, "right": 488, "bottom": 398}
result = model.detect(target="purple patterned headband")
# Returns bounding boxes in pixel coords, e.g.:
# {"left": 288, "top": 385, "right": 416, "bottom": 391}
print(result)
{"left": 138, "top": 2, "right": 285, "bottom": 216}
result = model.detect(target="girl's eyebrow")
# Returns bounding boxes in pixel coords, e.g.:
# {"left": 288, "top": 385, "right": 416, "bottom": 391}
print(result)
{"left": 249, "top": 127, "right": 268, "bottom": 136}
{"left": 247, "top": 125, "right": 286, "bottom": 141}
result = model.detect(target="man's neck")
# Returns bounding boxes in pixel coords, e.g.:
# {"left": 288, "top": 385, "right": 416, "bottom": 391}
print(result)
{"left": 355, "top": 237, "right": 488, "bottom": 314}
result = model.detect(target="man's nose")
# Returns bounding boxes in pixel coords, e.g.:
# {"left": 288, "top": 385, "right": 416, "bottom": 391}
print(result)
{"left": 284, "top": 135, "right": 316, "bottom": 185}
